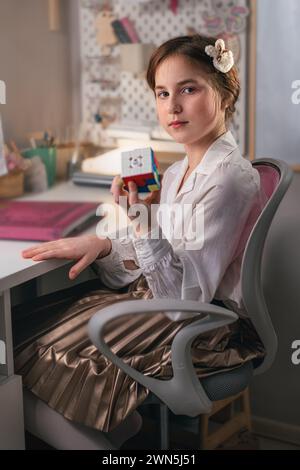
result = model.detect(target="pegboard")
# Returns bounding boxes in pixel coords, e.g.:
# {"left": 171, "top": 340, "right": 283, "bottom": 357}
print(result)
{"left": 79, "top": 0, "right": 250, "bottom": 154}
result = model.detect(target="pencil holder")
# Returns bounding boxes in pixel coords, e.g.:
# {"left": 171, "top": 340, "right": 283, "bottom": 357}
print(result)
{"left": 22, "top": 147, "right": 56, "bottom": 187}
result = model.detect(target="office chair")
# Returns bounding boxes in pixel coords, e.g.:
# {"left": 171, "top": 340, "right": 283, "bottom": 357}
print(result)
{"left": 88, "top": 158, "right": 293, "bottom": 449}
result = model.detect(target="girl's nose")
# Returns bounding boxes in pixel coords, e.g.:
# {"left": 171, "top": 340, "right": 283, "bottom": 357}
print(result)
{"left": 168, "top": 101, "right": 182, "bottom": 114}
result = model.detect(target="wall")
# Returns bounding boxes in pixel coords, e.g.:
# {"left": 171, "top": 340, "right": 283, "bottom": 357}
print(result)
{"left": 251, "top": 174, "right": 300, "bottom": 428}
{"left": 251, "top": 0, "right": 300, "bottom": 435}
{"left": 0, "top": 0, "right": 77, "bottom": 148}
{"left": 255, "top": 0, "right": 300, "bottom": 166}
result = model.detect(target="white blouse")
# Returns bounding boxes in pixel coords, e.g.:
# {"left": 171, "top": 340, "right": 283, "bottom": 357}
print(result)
{"left": 95, "top": 131, "right": 265, "bottom": 321}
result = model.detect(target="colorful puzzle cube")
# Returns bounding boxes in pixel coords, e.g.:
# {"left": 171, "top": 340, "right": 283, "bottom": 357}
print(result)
{"left": 121, "top": 147, "right": 161, "bottom": 193}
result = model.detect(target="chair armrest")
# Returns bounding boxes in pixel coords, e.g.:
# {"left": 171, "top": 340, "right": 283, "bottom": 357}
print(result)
{"left": 88, "top": 299, "right": 238, "bottom": 416}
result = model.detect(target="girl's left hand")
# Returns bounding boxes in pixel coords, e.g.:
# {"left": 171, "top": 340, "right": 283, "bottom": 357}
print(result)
{"left": 21, "top": 235, "right": 112, "bottom": 280}
{"left": 110, "top": 176, "right": 162, "bottom": 236}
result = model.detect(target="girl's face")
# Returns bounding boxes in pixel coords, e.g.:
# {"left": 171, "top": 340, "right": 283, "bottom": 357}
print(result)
{"left": 154, "top": 55, "right": 226, "bottom": 145}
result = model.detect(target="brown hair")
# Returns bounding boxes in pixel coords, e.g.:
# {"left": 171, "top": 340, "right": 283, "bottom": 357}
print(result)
{"left": 146, "top": 35, "right": 240, "bottom": 123}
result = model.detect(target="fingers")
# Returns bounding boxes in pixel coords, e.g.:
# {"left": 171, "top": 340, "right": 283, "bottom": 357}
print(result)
{"left": 69, "top": 255, "right": 90, "bottom": 280}
{"left": 128, "top": 181, "right": 139, "bottom": 206}
{"left": 22, "top": 241, "right": 59, "bottom": 258}
{"left": 144, "top": 190, "right": 160, "bottom": 205}
{"left": 110, "top": 176, "right": 127, "bottom": 204}
{"left": 110, "top": 176, "right": 140, "bottom": 207}
{"left": 22, "top": 240, "right": 68, "bottom": 261}
{"left": 31, "top": 250, "right": 67, "bottom": 261}
{"left": 110, "top": 176, "right": 157, "bottom": 211}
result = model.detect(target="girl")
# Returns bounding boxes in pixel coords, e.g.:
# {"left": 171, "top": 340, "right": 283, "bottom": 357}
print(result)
{"left": 17, "top": 35, "right": 265, "bottom": 433}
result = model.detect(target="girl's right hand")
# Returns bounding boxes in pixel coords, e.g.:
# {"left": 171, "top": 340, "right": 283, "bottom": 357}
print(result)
{"left": 21, "top": 235, "right": 112, "bottom": 280}
{"left": 110, "top": 175, "right": 162, "bottom": 236}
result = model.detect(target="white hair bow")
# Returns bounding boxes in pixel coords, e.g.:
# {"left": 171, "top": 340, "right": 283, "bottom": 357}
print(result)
{"left": 205, "top": 39, "right": 234, "bottom": 73}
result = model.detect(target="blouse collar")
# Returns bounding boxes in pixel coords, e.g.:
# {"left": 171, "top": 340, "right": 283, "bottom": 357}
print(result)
{"left": 168, "top": 131, "right": 239, "bottom": 201}
{"left": 170, "top": 130, "right": 238, "bottom": 177}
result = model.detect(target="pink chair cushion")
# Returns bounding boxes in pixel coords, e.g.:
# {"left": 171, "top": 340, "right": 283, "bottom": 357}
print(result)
{"left": 234, "top": 164, "right": 280, "bottom": 257}
{"left": 256, "top": 165, "right": 280, "bottom": 200}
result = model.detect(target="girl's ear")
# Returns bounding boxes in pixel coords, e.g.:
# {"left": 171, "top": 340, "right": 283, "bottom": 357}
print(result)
{"left": 221, "top": 96, "right": 229, "bottom": 111}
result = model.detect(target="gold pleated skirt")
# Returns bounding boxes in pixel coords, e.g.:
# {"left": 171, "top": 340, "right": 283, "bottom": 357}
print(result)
{"left": 13, "top": 275, "right": 264, "bottom": 433}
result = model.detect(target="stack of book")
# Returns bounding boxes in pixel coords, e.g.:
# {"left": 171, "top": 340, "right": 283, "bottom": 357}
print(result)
{"left": 0, "top": 200, "right": 100, "bottom": 241}
{"left": 105, "top": 121, "right": 185, "bottom": 153}
{"left": 72, "top": 171, "right": 114, "bottom": 188}
{"left": 105, "top": 121, "right": 153, "bottom": 140}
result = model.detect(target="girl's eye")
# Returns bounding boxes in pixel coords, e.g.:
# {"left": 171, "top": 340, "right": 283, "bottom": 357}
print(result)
{"left": 157, "top": 91, "right": 169, "bottom": 98}
{"left": 156, "top": 87, "right": 196, "bottom": 98}
{"left": 182, "top": 87, "right": 195, "bottom": 94}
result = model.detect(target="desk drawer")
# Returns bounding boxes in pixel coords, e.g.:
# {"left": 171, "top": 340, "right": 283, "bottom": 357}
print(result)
{"left": 36, "top": 264, "right": 98, "bottom": 296}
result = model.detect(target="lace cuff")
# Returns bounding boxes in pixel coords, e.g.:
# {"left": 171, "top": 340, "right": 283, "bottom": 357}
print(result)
{"left": 93, "top": 237, "right": 142, "bottom": 289}
{"left": 132, "top": 226, "right": 172, "bottom": 268}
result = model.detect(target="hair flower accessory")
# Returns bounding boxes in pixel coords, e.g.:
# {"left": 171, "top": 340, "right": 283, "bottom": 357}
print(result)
{"left": 205, "top": 39, "right": 234, "bottom": 73}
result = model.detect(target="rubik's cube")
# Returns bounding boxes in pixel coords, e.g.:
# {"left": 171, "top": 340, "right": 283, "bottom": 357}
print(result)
{"left": 121, "top": 147, "right": 161, "bottom": 193}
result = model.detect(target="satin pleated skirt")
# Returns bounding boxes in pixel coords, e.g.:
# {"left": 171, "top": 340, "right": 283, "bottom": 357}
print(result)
{"left": 13, "top": 275, "right": 265, "bottom": 432}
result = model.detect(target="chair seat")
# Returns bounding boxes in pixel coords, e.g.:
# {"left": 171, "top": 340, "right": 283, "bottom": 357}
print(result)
{"left": 142, "top": 362, "right": 253, "bottom": 436}
{"left": 144, "top": 361, "right": 253, "bottom": 406}
{"left": 202, "top": 361, "right": 253, "bottom": 402}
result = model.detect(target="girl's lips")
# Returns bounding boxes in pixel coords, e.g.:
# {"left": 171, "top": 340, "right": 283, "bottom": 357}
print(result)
{"left": 170, "top": 122, "right": 188, "bottom": 128}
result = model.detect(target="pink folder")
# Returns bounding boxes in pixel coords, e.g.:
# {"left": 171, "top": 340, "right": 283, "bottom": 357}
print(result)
{"left": 0, "top": 200, "right": 101, "bottom": 241}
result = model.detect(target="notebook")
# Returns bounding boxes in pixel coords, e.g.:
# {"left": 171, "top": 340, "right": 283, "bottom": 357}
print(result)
{"left": 0, "top": 200, "right": 101, "bottom": 241}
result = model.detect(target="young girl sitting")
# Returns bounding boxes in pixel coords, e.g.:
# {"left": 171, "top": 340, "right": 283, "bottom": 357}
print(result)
{"left": 17, "top": 35, "right": 265, "bottom": 433}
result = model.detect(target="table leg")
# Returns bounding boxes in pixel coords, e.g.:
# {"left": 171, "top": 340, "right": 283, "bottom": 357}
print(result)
{"left": 0, "top": 289, "right": 25, "bottom": 449}
{"left": 0, "top": 290, "right": 14, "bottom": 376}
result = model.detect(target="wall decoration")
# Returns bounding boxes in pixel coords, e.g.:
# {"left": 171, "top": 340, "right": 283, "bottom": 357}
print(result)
{"left": 79, "top": 0, "right": 254, "bottom": 157}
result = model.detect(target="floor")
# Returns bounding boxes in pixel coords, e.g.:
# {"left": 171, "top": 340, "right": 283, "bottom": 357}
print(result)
{"left": 24, "top": 402, "right": 300, "bottom": 451}
{"left": 25, "top": 423, "right": 300, "bottom": 451}
{"left": 258, "top": 437, "right": 300, "bottom": 451}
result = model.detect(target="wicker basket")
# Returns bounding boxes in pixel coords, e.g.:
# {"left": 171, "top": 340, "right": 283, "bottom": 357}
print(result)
{"left": 0, "top": 170, "right": 24, "bottom": 198}
{"left": 56, "top": 143, "right": 102, "bottom": 180}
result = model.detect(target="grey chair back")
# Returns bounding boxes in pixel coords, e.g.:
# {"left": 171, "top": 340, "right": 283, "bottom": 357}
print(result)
{"left": 241, "top": 159, "right": 293, "bottom": 375}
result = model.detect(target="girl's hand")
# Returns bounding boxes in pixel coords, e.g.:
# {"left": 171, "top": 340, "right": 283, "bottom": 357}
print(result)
{"left": 110, "top": 176, "right": 162, "bottom": 236}
{"left": 21, "top": 235, "right": 112, "bottom": 280}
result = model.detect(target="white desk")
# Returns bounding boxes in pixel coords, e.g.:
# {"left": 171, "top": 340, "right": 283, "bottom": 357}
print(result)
{"left": 0, "top": 181, "right": 114, "bottom": 449}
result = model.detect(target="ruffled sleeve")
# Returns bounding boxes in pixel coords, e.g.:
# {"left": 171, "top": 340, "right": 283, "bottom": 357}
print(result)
{"left": 93, "top": 235, "right": 142, "bottom": 290}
